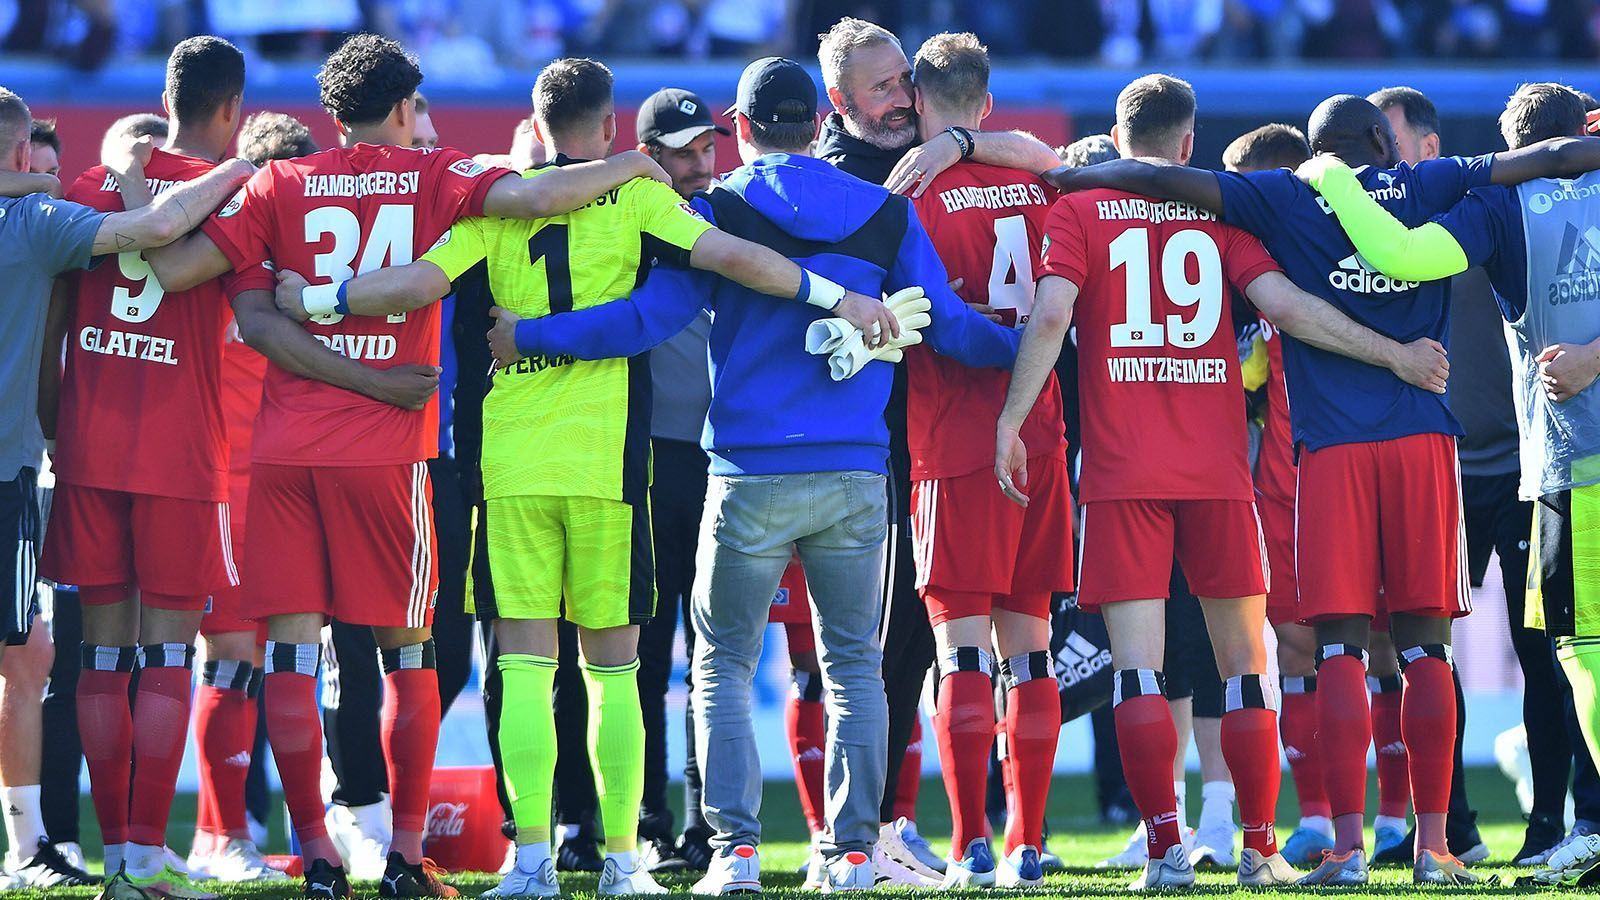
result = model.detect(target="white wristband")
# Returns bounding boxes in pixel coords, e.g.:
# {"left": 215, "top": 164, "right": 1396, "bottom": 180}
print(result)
{"left": 303, "top": 282, "right": 341, "bottom": 317}
{"left": 801, "top": 270, "right": 846, "bottom": 311}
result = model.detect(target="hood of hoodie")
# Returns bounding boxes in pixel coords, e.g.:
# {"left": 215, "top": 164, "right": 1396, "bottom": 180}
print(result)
{"left": 815, "top": 112, "right": 912, "bottom": 185}
{"left": 719, "top": 152, "right": 893, "bottom": 244}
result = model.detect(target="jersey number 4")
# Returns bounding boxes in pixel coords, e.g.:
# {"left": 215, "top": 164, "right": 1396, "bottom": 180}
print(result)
{"left": 304, "top": 204, "right": 415, "bottom": 325}
{"left": 1108, "top": 227, "right": 1223, "bottom": 349}
{"left": 987, "top": 215, "right": 1037, "bottom": 319}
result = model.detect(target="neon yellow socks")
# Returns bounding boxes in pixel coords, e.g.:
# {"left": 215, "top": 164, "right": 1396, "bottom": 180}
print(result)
{"left": 582, "top": 658, "right": 646, "bottom": 854}
{"left": 1559, "top": 638, "right": 1600, "bottom": 774}
{"left": 498, "top": 653, "right": 558, "bottom": 843}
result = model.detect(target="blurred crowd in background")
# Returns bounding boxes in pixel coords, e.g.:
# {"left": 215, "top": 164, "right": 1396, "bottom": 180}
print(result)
{"left": 6, "top": 0, "right": 1600, "bottom": 78}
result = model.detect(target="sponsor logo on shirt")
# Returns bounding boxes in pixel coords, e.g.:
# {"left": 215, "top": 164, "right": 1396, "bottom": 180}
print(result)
{"left": 448, "top": 159, "right": 487, "bottom": 179}
{"left": 1314, "top": 176, "right": 1407, "bottom": 215}
{"left": 1527, "top": 180, "right": 1600, "bottom": 215}
{"left": 428, "top": 230, "right": 451, "bottom": 252}
{"left": 218, "top": 188, "right": 245, "bottom": 218}
{"left": 1055, "top": 631, "right": 1111, "bottom": 689}
{"left": 678, "top": 202, "right": 704, "bottom": 220}
{"left": 1547, "top": 222, "right": 1600, "bottom": 304}
{"left": 1326, "top": 253, "right": 1418, "bottom": 294}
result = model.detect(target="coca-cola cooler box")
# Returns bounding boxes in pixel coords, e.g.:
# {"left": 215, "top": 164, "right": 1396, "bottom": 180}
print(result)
{"left": 425, "top": 765, "right": 510, "bottom": 873}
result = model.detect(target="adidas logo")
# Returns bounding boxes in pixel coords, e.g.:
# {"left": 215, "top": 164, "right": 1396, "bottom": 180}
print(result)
{"left": 225, "top": 751, "right": 251, "bottom": 768}
{"left": 1547, "top": 222, "right": 1600, "bottom": 305}
{"left": 1327, "top": 254, "right": 1418, "bottom": 294}
{"left": 1054, "top": 631, "right": 1111, "bottom": 688}
{"left": 1377, "top": 740, "right": 1407, "bottom": 756}
{"left": 5, "top": 804, "right": 19, "bottom": 816}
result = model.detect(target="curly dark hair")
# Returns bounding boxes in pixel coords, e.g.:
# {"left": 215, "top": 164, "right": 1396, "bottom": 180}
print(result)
{"left": 166, "top": 36, "right": 245, "bottom": 123}
{"left": 238, "top": 111, "right": 319, "bottom": 166}
{"left": 317, "top": 33, "right": 423, "bottom": 127}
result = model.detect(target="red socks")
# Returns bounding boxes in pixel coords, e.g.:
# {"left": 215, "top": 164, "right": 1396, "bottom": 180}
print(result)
{"left": 1398, "top": 651, "right": 1455, "bottom": 819}
{"left": 786, "top": 670, "right": 827, "bottom": 835}
{"left": 893, "top": 717, "right": 923, "bottom": 822}
{"left": 196, "top": 659, "right": 259, "bottom": 841}
{"left": 78, "top": 646, "right": 136, "bottom": 850}
{"left": 1369, "top": 674, "right": 1410, "bottom": 819}
{"left": 127, "top": 643, "right": 196, "bottom": 846}
{"left": 1316, "top": 647, "right": 1372, "bottom": 850}
{"left": 263, "top": 642, "right": 338, "bottom": 865}
{"left": 1002, "top": 658, "right": 1058, "bottom": 853}
{"left": 935, "top": 658, "right": 994, "bottom": 854}
{"left": 1220, "top": 675, "right": 1281, "bottom": 857}
{"left": 381, "top": 644, "right": 442, "bottom": 864}
{"left": 1279, "top": 677, "right": 1330, "bottom": 819}
{"left": 1113, "top": 670, "right": 1182, "bottom": 858}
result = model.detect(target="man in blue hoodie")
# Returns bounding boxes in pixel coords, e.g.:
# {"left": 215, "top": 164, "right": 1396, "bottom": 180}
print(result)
{"left": 495, "top": 57, "right": 1021, "bottom": 894}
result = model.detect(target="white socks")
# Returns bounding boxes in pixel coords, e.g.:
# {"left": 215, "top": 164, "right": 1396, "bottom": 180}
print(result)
{"left": 1199, "top": 780, "right": 1237, "bottom": 830}
{"left": 515, "top": 841, "right": 551, "bottom": 873}
{"left": 1174, "top": 780, "right": 1190, "bottom": 831}
{"left": 1, "top": 784, "right": 45, "bottom": 861}
{"left": 123, "top": 842, "right": 164, "bottom": 878}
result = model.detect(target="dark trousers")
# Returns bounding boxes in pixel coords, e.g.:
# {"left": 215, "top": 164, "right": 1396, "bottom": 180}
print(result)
{"left": 640, "top": 438, "right": 710, "bottom": 841}
{"left": 1465, "top": 471, "right": 1572, "bottom": 819}
{"left": 880, "top": 509, "right": 935, "bottom": 822}
{"left": 40, "top": 585, "right": 82, "bottom": 844}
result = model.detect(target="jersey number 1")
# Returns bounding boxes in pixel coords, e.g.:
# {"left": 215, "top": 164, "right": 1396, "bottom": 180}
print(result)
{"left": 1107, "top": 227, "right": 1222, "bottom": 349}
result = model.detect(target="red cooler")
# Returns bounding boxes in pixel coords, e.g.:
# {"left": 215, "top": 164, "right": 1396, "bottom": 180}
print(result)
{"left": 424, "top": 766, "right": 510, "bottom": 873}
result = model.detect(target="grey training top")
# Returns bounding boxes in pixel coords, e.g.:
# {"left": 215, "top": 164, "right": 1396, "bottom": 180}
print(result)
{"left": 649, "top": 310, "right": 713, "bottom": 444}
{"left": 0, "top": 194, "right": 107, "bottom": 481}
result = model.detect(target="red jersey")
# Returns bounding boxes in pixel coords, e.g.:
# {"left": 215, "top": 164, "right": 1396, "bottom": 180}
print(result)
{"left": 220, "top": 327, "right": 268, "bottom": 514}
{"left": 56, "top": 149, "right": 232, "bottom": 502}
{"left": 200, "top": 143, "right": 510, "bottom": 466}
{"left": 907, "top": 162, "right": 1068, "bottom": 479}
{"left": 1041, "top": 189, "right": 1279, "bottom": 503}
{"left": 1254, "top": 314, "right": 1296, "bottom": 505}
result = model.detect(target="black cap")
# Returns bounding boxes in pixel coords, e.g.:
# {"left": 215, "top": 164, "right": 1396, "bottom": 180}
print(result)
{"left": 725, "top": 57, "right": 817, "bottom": 124}
{"left": 637, "top": 88, "right": 731, "bottom": 148}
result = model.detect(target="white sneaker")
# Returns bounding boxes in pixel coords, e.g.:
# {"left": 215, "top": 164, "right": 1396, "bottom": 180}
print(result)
{"left": 896, "top": 821, "right": 946, "bottom": 875}
{"left": 995, "top": 845, "right": 1044, "bottom": 888}
{"left": 190, "top": 838, "right": 288, "bottom": 883}
{"left": 1129, "top": 844, "right": 1195, "bottom": 891}
{"left": 1237, "top": 848, "right": 1299, "bottom": 886}
{"left": 875, "top": 819, "right": 941, "bottom": 883}
{"left": 803, "top": 853, "right": 825, "bottom": 891}
{"left": 693, "top": 845, "right": 761, "bottom": 894}
{"left": 1190, "top": 819, "right": 1237, "bottom": 868}
{"left": 480, "top": 858, "right": 560, "bottom": 898}
{"left": 1098, "top": 826, "right": 1148, "bottom": 869}
{"left": 599, "top": 853, "right": 667, "bottom": 895}
{"left": 940, "top": 839, "right": 995, "bottom": 889}
{"left": 499, "top": 842, "right": 517, "bottom": 876}
{"left": 57, "top": 842, "right": 90, "bottom": 874}
{"left": 163, "top": 845, "right": 191, "bottom": 877}
{"left": 871, "top": 830, "right": 938, "bottom": 887}
{"left": 820, "top": 851, "right": 873, "bottom": 892}
{"left": 326, "top": 800, "right": 391, "bottom": 881}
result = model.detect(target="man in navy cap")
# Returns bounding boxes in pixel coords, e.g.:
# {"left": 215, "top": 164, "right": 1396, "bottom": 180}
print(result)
{"left": 633, "top": 87, "right": 729, "bottom": 873}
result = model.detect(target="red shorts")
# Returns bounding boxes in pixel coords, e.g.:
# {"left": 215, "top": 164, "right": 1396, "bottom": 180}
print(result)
{"left": 769, "top": 561, "right": 811, "bottom": 624}
{"left": 1078, "top": 498, "right": 1268, "bottom": 609}
{"left": 911, "top": 454, "right": 1076, "bottom": 625}
{"left": 1294, "top": 432, "right": 1469, "bottom": 626}
{"left": 41, "top": 483, "right": 237, "bottom": 603}
{"left": 1258, "top": 489, "right": 1299, "bottom": 626}
{"left": 202, "top": 517, "right": 267, "bottom": 639}
{"left": 243, "top": 462, "right": 439, "bottom": 628}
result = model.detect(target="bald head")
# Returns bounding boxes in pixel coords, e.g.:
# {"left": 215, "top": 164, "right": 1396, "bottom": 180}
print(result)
{"left": 1307, "top": 93, "right": 1399, "bottom": 168}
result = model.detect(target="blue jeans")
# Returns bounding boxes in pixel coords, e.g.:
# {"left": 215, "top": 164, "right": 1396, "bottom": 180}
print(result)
{"left": 690, "top": 471, "right": 889, "bottom": 858}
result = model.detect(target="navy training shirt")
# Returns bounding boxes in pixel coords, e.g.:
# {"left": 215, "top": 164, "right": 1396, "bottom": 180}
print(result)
{"left": 1216, "top": 155, "right": 1494, "bottom": 451}
{"left": 1434, "top": 186, "right": 1530, "bottom": 322}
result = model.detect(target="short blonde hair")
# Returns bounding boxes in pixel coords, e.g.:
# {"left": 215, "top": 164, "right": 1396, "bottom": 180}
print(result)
{"left": 912, "top": 32, "right": 989, "bottom": 114}
{"left": 817, "top": 17, "right": 902, "bottom": 92}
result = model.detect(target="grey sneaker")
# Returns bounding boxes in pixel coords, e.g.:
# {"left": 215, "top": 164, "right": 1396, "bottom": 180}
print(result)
{"left": 692, "top": 846, "right": 761, "bottom": 895}
{"left": 1237, "top": 848, "right": 1299, "bottom": 886}
{"left": 1414, "top": 850, "right": 1490, "bottom": 886}
{"left": 1129, "top": 844, "right": 1194, "bottom": 892}
{"left": 819, "top": 851, "right": 873, "bottom": 893}
{"left": 1297, "top": 849, "right": 1368, "bottom": 886}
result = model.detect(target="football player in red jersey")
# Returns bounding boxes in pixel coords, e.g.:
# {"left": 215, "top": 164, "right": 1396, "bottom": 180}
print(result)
{"left": 901, "top": 33, "right": 1072, "bottom": 889}
{"left": 185, "top": 111, "right": 320, "bottom": 885}
{"left": 1220, "top": 123, "right": 1337, "bottom": 868}
{"left": 994, "top": 75, "right": 1449, "bottom": 890}
{"left": 138, "top": 34, "right": 670, "bottom": 900}
{"left": 37, "top": 37, "right": 259, "bottom": 899}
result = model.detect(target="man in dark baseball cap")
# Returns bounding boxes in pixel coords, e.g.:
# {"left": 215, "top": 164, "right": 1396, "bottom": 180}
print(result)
{"left": 637, "top": 88, "right": 728, "bottom": 199}
{"left": 725, "top": 56, "right": 818, "bottom": 124}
